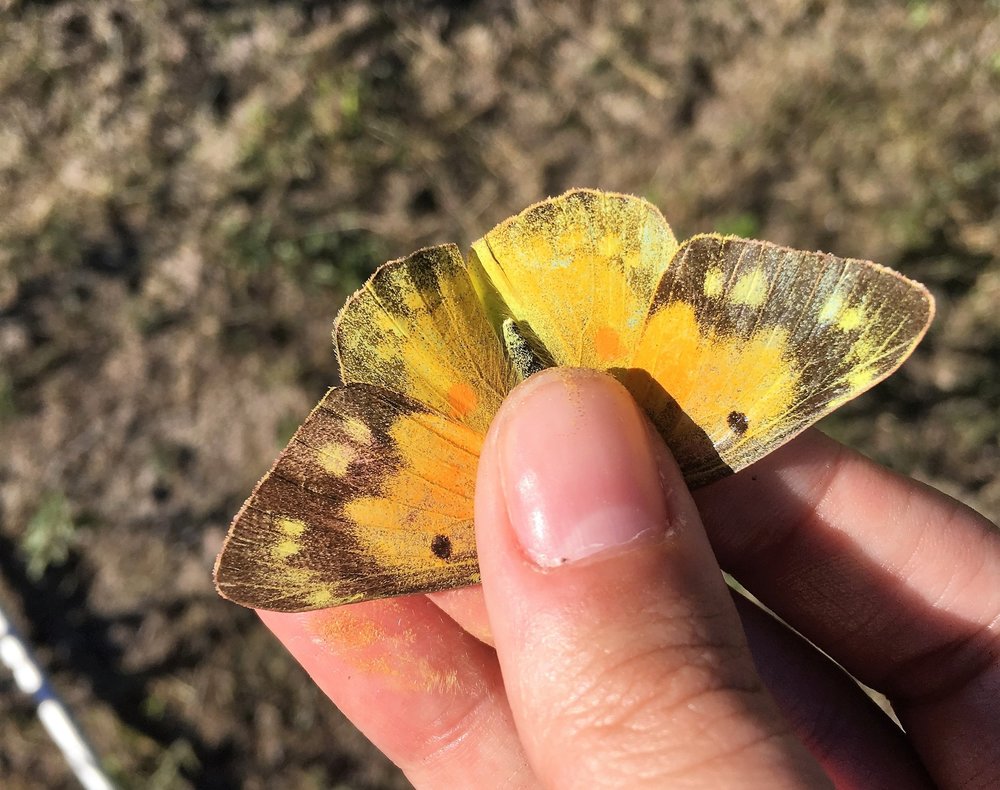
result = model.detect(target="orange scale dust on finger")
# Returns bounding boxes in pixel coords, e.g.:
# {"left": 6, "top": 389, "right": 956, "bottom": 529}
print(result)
{"left": 302, "top": 599, "right": 487, "bottom": 696}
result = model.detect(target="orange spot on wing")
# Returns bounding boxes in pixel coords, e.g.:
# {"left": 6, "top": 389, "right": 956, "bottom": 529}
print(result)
{"left": 446, "top": 382, "right": 478, "bottom": 417}
{"left": 594, "top": 326, "right": 625, "bottom": 362}
{"left": 633, "top": 301, "right": 797, "bottom": 450}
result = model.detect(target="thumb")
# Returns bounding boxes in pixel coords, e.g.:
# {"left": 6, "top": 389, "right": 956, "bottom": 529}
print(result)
{"left": 476, "top": 368, "right": 829, "bottom": 788}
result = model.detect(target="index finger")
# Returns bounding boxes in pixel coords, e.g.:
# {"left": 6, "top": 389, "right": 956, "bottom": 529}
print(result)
{"left": 695, "top": 429, "right": 1000, "bottom": 788}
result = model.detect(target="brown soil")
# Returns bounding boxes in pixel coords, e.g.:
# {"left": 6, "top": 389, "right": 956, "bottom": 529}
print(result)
{"left": 1, "top": 2, "right": 997, "bottom": 787}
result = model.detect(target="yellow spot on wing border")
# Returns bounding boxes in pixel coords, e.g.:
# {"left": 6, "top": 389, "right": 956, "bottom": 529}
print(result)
{"left": 837, "top": 305, "right": 866, "bottom": 331}
{"left": 317, "top": 442, "right": 355, "bottom": 476}
{"left": 279, "top": 518, "right": 307, "bottom": 537}
{"left": 274, "top": 540, "right": 300, "bottom": 559}
{"left": 818, "top": 293, "right": 844, "bottom": 324}
{"left": 307, "top": 589, "right": 334, "bottom": 607}
{"left": 704, "top": 267, "right": 724, "bottom": 298}
{"left": 729, "top": 268, "right": 768, "bottom": 306}
{"left": 343, "top": 416, "right": 374, "bottom": 445}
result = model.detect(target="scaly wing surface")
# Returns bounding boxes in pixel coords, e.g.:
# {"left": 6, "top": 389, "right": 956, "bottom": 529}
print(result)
{"left": 469, "top": 189, "right": 678, "bottom": 370}
{"left": 336, "top": 243, "right": 517, "bottom": 434}
{"left": 628, "top": 235, "right": 934, "bottom": 486}
{"left": 215, "top": 384, "right": 481, "bottom": 612}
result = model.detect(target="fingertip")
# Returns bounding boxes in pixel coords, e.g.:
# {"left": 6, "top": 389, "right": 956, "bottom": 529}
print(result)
{"left": 488, "top": 368, "right": 679, "bottom": 567}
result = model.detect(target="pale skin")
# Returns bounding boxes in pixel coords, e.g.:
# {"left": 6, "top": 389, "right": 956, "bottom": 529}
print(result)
{"left": 260, "top": 368, "right": 1000, "bottom": 789}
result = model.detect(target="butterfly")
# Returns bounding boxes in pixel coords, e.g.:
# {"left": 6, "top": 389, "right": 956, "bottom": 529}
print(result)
{"left": 214, "top": 189, "right": 934, "bottom": 612}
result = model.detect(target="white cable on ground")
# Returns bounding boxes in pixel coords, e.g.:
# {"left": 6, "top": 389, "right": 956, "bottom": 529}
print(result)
{"left": 0, "top": 605, "right": 114, "bottom": 790}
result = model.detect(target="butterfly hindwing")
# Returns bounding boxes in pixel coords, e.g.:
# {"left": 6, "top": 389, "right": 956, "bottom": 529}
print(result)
{"left": 214, "top": 383, "right": 480, "bottom": 612}
{"left": 336, "top": 243, "right": 517, "bottom": 434}
{"left": 469, "top": 189, "right": 678, "bottom": 370}
{"left": 628, "top": 234, "right": 934, "bottom": 486}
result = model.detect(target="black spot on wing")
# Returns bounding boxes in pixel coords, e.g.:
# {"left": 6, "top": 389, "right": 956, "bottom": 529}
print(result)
{"left": 431, "top": 534, "right": 453, "bottom": 560}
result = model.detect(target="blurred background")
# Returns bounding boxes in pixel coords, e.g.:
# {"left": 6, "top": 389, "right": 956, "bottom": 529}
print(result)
{"left": 1, "top": 1, "right": 998, "bottom": 787}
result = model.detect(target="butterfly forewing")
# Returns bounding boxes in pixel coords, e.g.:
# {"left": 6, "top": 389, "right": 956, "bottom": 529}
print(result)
{"left": 469, "top": 189, "right": 678, "bottom": 370}
{"left": 630, "top": 234, "right": 934, "bottom": 486}
{"left": 336, "top": 244, "right": 517, "bottom": 435}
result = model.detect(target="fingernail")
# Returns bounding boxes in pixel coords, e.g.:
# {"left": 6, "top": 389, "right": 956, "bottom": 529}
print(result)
{"left": 497, "top": 369, "right": 668, "bottom": 567}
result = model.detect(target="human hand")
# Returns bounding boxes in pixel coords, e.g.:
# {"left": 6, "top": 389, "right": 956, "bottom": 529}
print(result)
{"left": 261, "top": 368, "right": 999, "bottom": 788}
